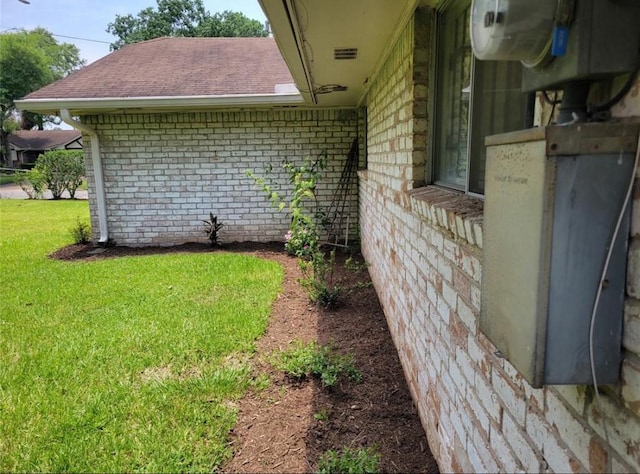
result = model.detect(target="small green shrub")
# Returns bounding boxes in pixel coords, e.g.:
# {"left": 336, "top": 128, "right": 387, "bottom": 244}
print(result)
{"left": 274, "top": 341, "right": 362, "bottom": 388}
{"left": 317, "top": 447, "right": 381, "bottom": 474}
{"left": 70, "top": 218, "right": 92, "bottom": 243}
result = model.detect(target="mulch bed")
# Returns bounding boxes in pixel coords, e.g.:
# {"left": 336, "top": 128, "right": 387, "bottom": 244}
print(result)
{"left": 50, "top": 241, "right": 439, "bottom": 473}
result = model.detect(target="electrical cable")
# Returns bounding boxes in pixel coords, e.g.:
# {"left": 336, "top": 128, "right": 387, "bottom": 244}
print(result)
{"left": 590, "top": 64, "right": 640, "bottom": 115}
{"left": 588, "top": 130, "right": 640, "bottom": 474}
{"left": 0, "top": 25, "right": 111, "bottom": 44}
{"left": 542, "top": 90, "right": 562, "bottom": 105}
{"left": 547, "top": 91, "right": 559, "bottom": 126}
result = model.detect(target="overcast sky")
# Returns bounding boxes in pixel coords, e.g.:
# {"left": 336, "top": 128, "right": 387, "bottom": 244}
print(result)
{"left": 0, "top": 0, "right": 267, "bottom": 64}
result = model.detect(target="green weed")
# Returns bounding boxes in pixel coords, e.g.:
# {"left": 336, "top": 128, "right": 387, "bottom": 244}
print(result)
{"left": 273, "top": 341, "right": 362, "bottom": 387}
{"left": 317, "top": 447, "right": 381, "bottom": 474}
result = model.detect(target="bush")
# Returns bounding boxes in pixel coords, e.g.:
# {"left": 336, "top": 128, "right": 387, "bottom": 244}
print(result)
{"left": 70, "top": 218, "right": 92, "bottom": 244}
{"left": 12, "top": 169, "right": 45, "bottom": 199}
{"left": 35, "top": 150, "right": 85, "bottom": 199}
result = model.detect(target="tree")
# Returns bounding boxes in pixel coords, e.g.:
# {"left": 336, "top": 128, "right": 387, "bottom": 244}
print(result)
{"left": 197, "top": 10, "right": 267, "bottom": 38}
{"left": 106, "top": 0, "right": 267, "bottom": 50}
{"left": 35, "top": 150, "right": 85, "bottom": 200}
{"left": 0, "top": 28, "right": 85, "bottom": 163}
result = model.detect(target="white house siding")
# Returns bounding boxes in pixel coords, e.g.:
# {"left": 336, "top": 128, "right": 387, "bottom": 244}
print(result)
{"left": 360, "top": 9, "right": 640, "bottom": 473}
{"left": 81, "top": 109, "right": 362, "bottom": 246}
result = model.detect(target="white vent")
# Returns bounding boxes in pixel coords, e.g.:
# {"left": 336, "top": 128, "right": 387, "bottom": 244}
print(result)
{"left": 334, "top": 48, "right": 358, "bottom": 60}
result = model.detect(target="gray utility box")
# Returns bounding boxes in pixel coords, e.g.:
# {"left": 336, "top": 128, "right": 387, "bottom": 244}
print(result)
{"left": 481, "top": 123, "right": 638, "bottom": 388}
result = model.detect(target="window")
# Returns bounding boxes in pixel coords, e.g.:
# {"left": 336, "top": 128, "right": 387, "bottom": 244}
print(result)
{"left": 433, "top": 0, "right": 530, "bottom": 195}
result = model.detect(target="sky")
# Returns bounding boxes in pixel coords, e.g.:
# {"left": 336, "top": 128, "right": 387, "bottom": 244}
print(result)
{"left": 0, "top": 0, "right": 267, "bottom": 64}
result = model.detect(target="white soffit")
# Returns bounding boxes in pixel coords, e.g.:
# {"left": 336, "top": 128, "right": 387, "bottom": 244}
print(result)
{"left": 260, "top": 0, "right": 419, "bottom": 107}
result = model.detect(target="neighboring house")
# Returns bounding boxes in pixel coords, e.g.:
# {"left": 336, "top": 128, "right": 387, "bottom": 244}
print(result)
{"left": 16, "top": 2, "right": 640, "bottom": 473}
{"left": 8, "top": 130, "right": 82, "bottom": 168}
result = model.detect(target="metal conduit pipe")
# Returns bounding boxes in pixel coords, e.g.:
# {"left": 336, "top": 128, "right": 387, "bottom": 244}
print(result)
{"left": 59, "top": 109, "right": 109, "bottom": 244}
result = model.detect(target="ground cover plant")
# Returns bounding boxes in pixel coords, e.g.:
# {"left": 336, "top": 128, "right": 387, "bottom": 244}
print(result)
{"left": 0, "top": 200, "right": 283, "bottom": 472}
{"left": 317, "top": 446, "right": 381, "bottom": 474}
{"left": 273, "top": 340, "right": 362, "bottom": 387}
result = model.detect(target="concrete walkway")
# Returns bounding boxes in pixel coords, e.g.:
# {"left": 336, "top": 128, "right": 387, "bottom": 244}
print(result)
{"left": 0, "top": 183, "right": 88, "bottom": 200}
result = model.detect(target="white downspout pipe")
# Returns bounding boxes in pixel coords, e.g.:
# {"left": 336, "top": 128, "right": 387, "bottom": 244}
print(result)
{"left": 59, "top": 109, "right": 109, "bottom": 244}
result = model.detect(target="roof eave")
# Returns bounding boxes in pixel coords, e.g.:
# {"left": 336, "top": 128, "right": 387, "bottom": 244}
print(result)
{"left": 15, "top": 93, "right": 305, "bottom": 115}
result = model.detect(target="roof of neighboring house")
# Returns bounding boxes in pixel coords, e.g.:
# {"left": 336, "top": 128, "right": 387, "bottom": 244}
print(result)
{"left": 8, "top": 130, "right": 82, "bottom": 151}
{"left": 17, "top": 37, "right": 302, "bottom": 115}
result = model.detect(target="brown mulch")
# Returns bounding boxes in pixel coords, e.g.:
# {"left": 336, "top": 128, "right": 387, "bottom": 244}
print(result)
{"left": 51, "top": 242, "right": 439, "bottom": 473}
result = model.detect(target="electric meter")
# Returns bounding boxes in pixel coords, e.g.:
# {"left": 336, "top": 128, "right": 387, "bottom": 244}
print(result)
{"left": 470, "top": 0, "right": 558, "bottom": 68}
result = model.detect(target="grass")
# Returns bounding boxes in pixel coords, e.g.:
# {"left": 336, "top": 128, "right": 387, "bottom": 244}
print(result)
{"left": 0, "top": 200, "right": 283, "bottom": 472}
{"left": 0, "top": 174, "right": 16, "bottom": 185}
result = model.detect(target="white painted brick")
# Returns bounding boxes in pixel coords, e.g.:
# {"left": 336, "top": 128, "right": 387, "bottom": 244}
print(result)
{"left": 622, "top": 358, "right": 640, "bottom": 416}
{"left": 628, "top": 240, "right": 640, "bottom": 298}
{"left": 545, "top": 389, "right": 593, "bottom": 468}
{"left": 525, "top": 407, "right": 585, "bottom": 473}
{"left": 502, "top": 411, "right": 543, "bottom": 472}
{"left": 457, "top": 297, "right": 477, "bottom": 334}
{"left": 441, "top": 280, "right": 457, "bottom": 310}
{"left": 624, "top": 299, "right": 640, "bottom": 354}
{"left": 489, "top": 422, "right": 524, "bottom": 473}
{"left": 492, "top": 366, "right": 526, "bottom": 426}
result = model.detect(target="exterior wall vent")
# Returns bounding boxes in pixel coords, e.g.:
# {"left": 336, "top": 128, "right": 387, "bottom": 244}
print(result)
{"left": 334, "top": 48, "right": 358, "bottom": 60}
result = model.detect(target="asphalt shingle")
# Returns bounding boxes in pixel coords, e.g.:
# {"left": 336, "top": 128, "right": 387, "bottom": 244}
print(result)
{"left": 23, "top": 37, "right": 295, "bottom": 100}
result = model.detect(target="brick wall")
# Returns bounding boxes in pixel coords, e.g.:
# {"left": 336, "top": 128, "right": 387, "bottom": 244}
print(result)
{"left": 81, "top": 109, "right": 361, "bottom": 246}
{"left": 360, "top": 9, "right": 640, "bottom": 473}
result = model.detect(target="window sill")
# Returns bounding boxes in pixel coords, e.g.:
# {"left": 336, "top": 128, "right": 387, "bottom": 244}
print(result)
{"left": 407, "top": 186, "right": 484, "bottom": 248}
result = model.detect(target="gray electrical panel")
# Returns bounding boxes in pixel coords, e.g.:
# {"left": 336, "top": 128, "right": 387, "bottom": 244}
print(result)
{"left": 521, "top": 0, "right": 640, "bottom": 92}
{"left": 481, "top": 123, "right": 638, "bottom": 388}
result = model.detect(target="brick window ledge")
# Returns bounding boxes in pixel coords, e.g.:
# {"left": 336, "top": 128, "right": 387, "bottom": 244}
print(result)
{"left": 408, "top": 186, "right": 484, "bottom": 248}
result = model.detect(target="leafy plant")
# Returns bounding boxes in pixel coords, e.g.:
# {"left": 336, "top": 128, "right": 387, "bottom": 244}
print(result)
{"left": 246, "top": 153, "right": 327, "bottom": 259}
{"left": 273, "top": 341, "right": 362, "bottom": 388}
{"left": 70, "top": 217, "right": 92, "bottom": 244}
{"left": 314, "top": 409, "right": 330, "bottom": 422}
{"left": 203, "top": 212, "right": 223, "bottom": 247}
{"left": 246, "top": 153, "right": 348, "bottom": 305}
{"left": 34, "top": 150, "right": 85, "bottom": 199}
{"left": 12, "top": 168, "right": 45, "bottom": 199}
{"left": 299, "top": 250, "right": 341, "bottom": 308}
{"left": 317, "top": 447, "right": 381, "bottom": 474}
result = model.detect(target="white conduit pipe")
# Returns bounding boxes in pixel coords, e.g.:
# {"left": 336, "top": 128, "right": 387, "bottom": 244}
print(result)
{"left": 59, "top": 109, "right": 109, "bottom": 244}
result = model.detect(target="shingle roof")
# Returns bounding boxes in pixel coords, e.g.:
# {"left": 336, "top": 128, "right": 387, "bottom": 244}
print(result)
{"left": 8, "top": 130, "right": 82, "bottom": 150}
{"left": 23, "top": 37, "right": 295, "bottom": 100}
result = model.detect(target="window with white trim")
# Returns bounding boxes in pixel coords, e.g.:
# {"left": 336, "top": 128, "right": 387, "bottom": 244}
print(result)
{"left": 433, "top": 0, "right": 530, "bottom": 195}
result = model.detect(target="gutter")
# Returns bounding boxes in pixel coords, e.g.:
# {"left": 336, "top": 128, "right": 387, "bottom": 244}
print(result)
{"left": 15, "top": 93, "right": 304, "bottom": 115}
{"left": 283, "top": 0, "right": 317, "bottom": 104}
{"left": 59, "top": 109, "right": 109, "bottom": 244}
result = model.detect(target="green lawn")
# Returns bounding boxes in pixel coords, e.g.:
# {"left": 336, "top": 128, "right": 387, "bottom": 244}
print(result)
{"left": 0, "top": 174, "right": 16, "bottom": 185}
{"left": 0, "top": 200, "right": 283, "bottom": 472}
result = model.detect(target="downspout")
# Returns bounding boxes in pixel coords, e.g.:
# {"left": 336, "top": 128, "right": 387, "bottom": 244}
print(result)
{"left": 59, "top": 109, "right": 109, "bottom": 244}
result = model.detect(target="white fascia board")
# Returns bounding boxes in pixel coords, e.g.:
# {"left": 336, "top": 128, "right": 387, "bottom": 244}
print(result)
{"left": 15, "top": 93, "right": 305, "bottom": 114}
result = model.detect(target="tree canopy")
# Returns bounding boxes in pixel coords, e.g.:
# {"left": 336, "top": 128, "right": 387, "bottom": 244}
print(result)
{"left": 0, "top": 28, "right": 85, "bottom": 162}
{"left": 0, "top": 28, "right": 84, "bottom": 118}
{"left": 106, "top": 0, "right": 268, "bottom": 50}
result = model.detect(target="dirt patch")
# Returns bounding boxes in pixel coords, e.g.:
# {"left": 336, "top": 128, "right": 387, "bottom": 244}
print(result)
{"left": 51, "top": 242, "right": 439, "bottom": 473}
